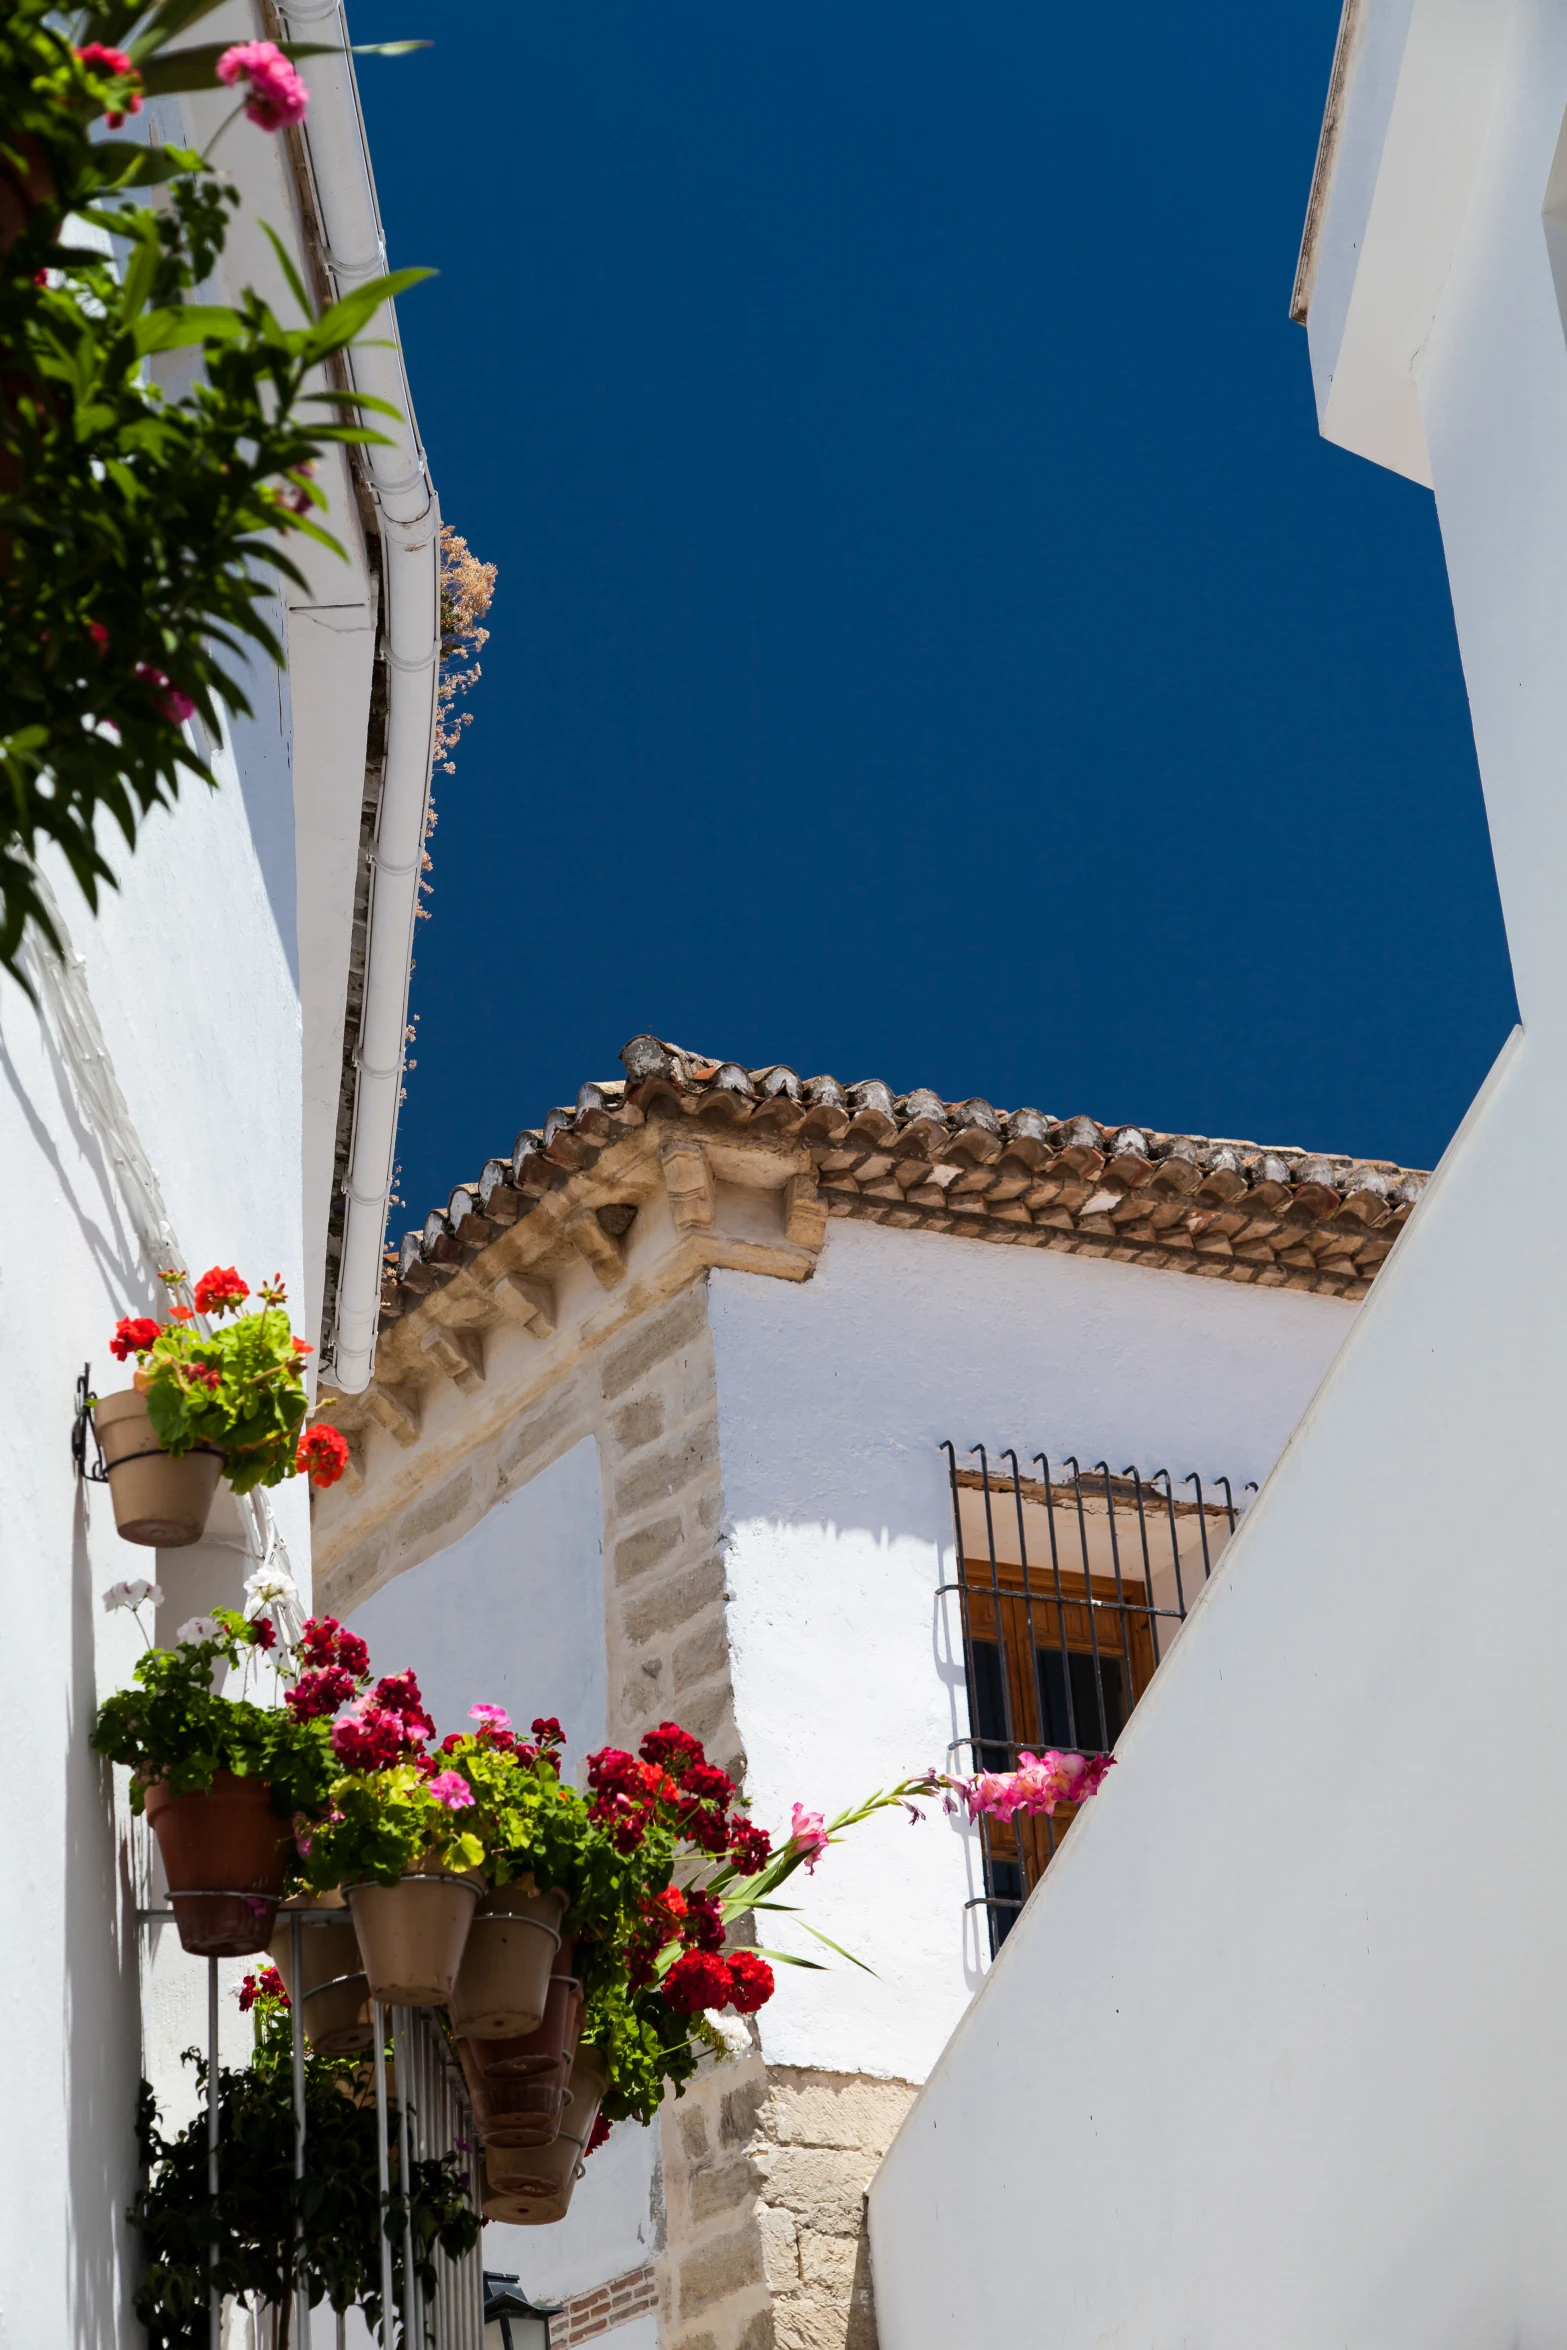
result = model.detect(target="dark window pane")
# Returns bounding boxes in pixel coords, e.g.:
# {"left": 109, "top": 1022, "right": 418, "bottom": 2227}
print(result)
{"left": 1037, "top": 1647, "right": 1124, "bottom": 1753}
{"left": 967, "top": 1637, "right": 1011, "bottom": 1772}
{"left": 985, "top": 1858, "right": 1023, "bottom": 1953}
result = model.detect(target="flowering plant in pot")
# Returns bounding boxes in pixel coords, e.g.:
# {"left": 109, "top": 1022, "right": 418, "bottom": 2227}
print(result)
{"left": 291, "top": 1630, "right": 487, "bottom": 2007}
{"left": 94, "top": 1264, "right": 350, "bottom": 1547}
{"left": 92, "top": 1592, "right": 334, "bottom": 1958}
{"left": 131, "top": 1969, "right": 477, "bottom": 2348}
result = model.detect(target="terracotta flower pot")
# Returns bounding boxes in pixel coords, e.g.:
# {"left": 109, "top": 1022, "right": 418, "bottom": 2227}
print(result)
{"left": 269, "top": 1893, "right": 372, "bottom": 2055}
{"left": 456, "top": 2043, "right": 568, "bottom": 2149}
{"left": 144, "top": 1771, "right": 291, "bottom": 1957}
{"left": 95, "top": 1389, "right": 222, "bottom": 1548}
{"left": 345, "top": 1866, "right": 479, "bottom": 2006}
{"left": 481, "top": 2044, "right": 607, "bottom": 2219}
{"left": 459, "top": 1969, "right": 583, "bottom": 2085}
{"left": 447, "top": 1882, "right": 566, "bottom": 2039}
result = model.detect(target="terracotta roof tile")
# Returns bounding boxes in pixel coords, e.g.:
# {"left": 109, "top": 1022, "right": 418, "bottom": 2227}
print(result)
{"left": 382, "top": 1033, "right": 1427, "bottom": 1322}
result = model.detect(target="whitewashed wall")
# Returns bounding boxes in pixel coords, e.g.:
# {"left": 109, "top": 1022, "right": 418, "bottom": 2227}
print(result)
{"left": 710, "top": 1218, "right": 1356, "bottom": 2084}
{"left": 347, "top": 1435, "right": 609, "bottom": 1763}
{"left": 0, "top": 36, "right": 384, "bottom": 2336}
{"left": 868, "top": 6, "right": 1567, "bottom": 2343}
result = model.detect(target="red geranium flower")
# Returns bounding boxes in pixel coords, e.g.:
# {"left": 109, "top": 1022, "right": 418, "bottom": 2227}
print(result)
{"left": 640, "top": 1721, "right": 706, "bottom": 1777}
{"left": 75, "top": 41, "right": 143, "bottom": 127}
{"left": 237, "top": 1964, "right": 288, "bottom": 2012}
{"left": 297, "top": 1425, "right": 350, "bottom": 1489}
{"left": 662, "top": 1950, "right": 732, "bottom": 2016}
{"left": 285, "top": 1665, "right": 357, "bottom": 1721}
{"left": 247, "top": 1616, "right": 277, "bottom": 1651}
{"left": 585, "top": 2112, "right": 612, "bottom": 2156}
{"left": 372, "top": 1671, "right": 434, "bottom": 1740}
{"left": 684, "top": 1889, "right": 726, "bottom": 1954}
{"left": 193, "top": 1265, "right": 248, "bottom": 1316}
{"left": 727, "top": 1820, "right": 773, "bottom": 1876}
{"left": 724, "top": 1951, "right": 774, "bottom": 2014}
{"left": 108, "top": 1316, "right": 160, "bottom": 1362}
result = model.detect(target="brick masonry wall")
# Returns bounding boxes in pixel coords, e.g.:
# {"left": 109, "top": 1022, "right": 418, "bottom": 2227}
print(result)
{"left": 659, "top": 2054, "right": 918, "bottom": 2350}
{"left": 553, "top": 2263, "right": 661, "bottom": 2345}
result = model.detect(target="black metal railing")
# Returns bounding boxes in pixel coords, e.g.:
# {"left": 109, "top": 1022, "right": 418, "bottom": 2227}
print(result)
{"left": 940, "top": 1441, "right": 1255, "bottom": 1951}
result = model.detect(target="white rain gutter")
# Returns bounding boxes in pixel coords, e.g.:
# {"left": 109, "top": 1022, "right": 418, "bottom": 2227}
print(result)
{"left": 279, "top": 0, "right": 439, "bottom": 1392}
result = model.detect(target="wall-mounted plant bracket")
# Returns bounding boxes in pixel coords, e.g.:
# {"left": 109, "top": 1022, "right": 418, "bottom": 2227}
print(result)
{"left": 72, "top": 1363, "right": 108, "bottom": 1484}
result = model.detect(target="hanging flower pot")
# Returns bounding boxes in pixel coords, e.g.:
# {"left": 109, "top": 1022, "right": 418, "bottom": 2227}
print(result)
{"left": 457, "top": 1964, "right": 582, "bottom": 2084}
{"left": 94, "top": 1267, "right": 349, "bottom": 1543}
{"left": 345, "top": 1861, "right": 480, "bottom": 2006}
{"left": 447, "top": 1880, "right": 567, "bottom": 2039}
{"left": 268, "top": 1892, "right": 372, "bottom": 2055}
{"left": 94, "top": 1389, "right": 222, "bottom": 1548}
{"left": 482, "top": 2042, "right": 609, "bottom": 2219}
{"left": 455, "top": 2036, "right": 568, "bottom": 2149}
{"left": 144, "top": 1770, "right": 292, "bottom": 1957}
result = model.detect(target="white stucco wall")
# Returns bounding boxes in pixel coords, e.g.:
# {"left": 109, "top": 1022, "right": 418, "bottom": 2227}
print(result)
{"left": 485, "top": 2119, "right": 662, "bottom": 2307}
{"left": 0, "top": 45, "right": 386, "bottom": 2335}
{"left": 869, "top": 7, "right": 1567, "bottom": 2343}
{"left": 710, "top": 1219, "right": 1356, "bottom": 2083}
{"left": 346, "top": 1435, "right": 609, "bottom": 1765}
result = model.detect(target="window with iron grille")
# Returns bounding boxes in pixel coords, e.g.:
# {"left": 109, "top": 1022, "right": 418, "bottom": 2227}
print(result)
{"left": 942, "top": 1444, "right": 1253, "bottom": 1952}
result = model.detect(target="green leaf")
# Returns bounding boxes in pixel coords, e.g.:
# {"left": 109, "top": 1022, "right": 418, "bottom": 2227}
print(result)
{"left": 258, "top": 220, "right": 312, "bottom": 323}
{"left": 128, "top": 0, "right": 239, "bottom": 65}
{"left": 350, "top": 40, "right": 433, "bottom": 56}
{"left": 138, "top": 39, "right": 343, "bottom": 95}
{"left": 749, "top": 1946, "right": 827, "bottom": 1971}
{"left": 308, "top": 267, "right": 435, "bottom": 355}
{"left": 797, "top": 1919, "right": 878, "bottom": 1975}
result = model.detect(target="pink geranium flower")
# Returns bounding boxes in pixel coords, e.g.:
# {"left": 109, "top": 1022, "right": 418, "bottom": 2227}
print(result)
{"left": 789, "top": 1803, "right": 830, "bottom": 1873}
{"left": 133, "top": 663, "right": 195, "bottom": 726}
{"left": 428, "top": 1770, "right": 474, "bottom": 1810}
{"left": 469, "top": 1703, "right": 511, "bottom": 1731}
{"left": 216, "top": 40, "right": 309, "bottom": 132}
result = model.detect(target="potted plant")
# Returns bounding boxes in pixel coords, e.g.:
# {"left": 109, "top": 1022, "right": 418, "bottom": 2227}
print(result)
{"left": 293, "top": 1644, "right": 485, "bottom": 2005}
{"left": 93, "top": 1599, "right": 335, "bottom": 1957}
{"left": 131, "top": 1967, "right": 478, "bottom": 2344}
{"left": 93, "top": 1264, "right": 349, "bottom": 1546}
{"left": 436, "top": 1710, "right": 577, "bottom": 2038}
{"left": 269, "top": 1889, "right": 372, "bottom": 2057}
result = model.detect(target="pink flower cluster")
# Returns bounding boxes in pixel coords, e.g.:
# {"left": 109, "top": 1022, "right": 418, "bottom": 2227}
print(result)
{"left": 216, "top": 40, "right": 309, "bottom": 132}
{"left": 960, "top": 1750, "right": 1115, "bottom": 1824}
{"left": 789, "top": 1803, "right": 829, "bottom": 1874}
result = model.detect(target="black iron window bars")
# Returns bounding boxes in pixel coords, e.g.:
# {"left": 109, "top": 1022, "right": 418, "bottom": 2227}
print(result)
{"left": 940, "top": 1442, "right": 1255, "bottom": 1951}
{"left": 135, "top": 1896, "right": 484, "bottom": 2347}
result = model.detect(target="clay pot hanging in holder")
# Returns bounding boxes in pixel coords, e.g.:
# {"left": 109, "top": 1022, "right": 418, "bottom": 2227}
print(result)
{"left": 483, "top": 2040, "right": 609, "bottom": 2223}
{"left": 144, "top": 1770, "right": 292, "bottom": 1957}
{"left": 459, "top": 1959, "right": 583, "bottom": 2083}
{"left": 447, "top": 1880, "right": 567, "bottom": 2039}
{"left": 345, "top": 1860, "right": 480, "bottom": 2006}
{"left": 94, "top": 1390, "right": 222, "bottom": 1548}
{"left": 269, "top": 1891, "right": 373, "bottom": 2055}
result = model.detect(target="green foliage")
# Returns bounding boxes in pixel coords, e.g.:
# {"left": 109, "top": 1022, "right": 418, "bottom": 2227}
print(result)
{"left": 0, "top": 0, "right": 428, "bottom": 976}
{"left": 584, "top": 1980, "right": 703, "bottom": 2130}
{"left": 91, "top": 1610, "right": 332, "bottom": 1818}
{"left": 299, "top": 1763, "right": 484, "bottom": 1892}
{"left": 131, "top": 2006, "right": 477, "bottom": 2347}
{"left": 138, "top": 1302, "right": 310, "bottom": 1494}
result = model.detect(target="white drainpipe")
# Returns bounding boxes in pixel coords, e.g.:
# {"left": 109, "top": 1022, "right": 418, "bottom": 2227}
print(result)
{"left": 280, "top": 0, "right": 439, "bottom": 1392}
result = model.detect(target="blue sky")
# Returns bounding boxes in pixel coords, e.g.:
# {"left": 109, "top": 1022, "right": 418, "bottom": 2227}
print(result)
{"left": 358, "top": 0, "right": 1516, "bottom": 1231}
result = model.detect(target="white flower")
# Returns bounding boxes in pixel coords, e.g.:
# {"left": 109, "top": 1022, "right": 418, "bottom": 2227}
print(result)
{"left": 102, "top": 1579, "right": 163, "bottom": 1613}
{"left": 244, "top": 1566, "right": 299, "bottom": 1609}
{"left": 175, "top": 1615, "right": 225, "bottom": 1646}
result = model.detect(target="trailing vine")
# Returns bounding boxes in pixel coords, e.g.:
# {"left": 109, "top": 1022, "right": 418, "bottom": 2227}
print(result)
{"left": 0, "top": 1, "right": 427, "bottom": 979}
